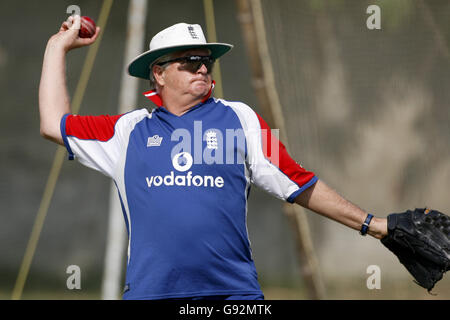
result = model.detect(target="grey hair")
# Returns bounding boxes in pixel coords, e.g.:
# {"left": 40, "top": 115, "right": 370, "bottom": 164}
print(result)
{"left": 148, "top": 52, "right": 179, "bottom": 90}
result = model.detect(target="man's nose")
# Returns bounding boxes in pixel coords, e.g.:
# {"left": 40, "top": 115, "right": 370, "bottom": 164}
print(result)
{"left": 197, "top": 63, "right": 208, "bottom": 74}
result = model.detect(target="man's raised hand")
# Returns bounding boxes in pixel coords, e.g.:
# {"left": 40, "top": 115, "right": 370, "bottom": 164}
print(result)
{"left": 48, "top": 15, "right": 100, "bottom": 52}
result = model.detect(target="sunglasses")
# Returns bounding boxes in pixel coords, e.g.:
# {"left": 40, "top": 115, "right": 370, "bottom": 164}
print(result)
{"left": 156, "top": 55, "right": 216, "bottom": 74}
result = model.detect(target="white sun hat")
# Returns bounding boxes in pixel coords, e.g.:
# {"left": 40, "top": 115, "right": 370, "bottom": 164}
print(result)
{"left": 128, "top": 23, "right": 233, "bottom": 80}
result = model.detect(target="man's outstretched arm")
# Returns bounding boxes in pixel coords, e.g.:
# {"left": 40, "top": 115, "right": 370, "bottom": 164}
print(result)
{"left": 39, "top": 15, "right": 100, "bottom": 145}
{"left": 295, "top": 179, "right": 388, "bottom": 239}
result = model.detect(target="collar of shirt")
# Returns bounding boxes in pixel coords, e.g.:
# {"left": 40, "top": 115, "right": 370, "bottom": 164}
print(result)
{"left": 142, "top": 80, "right": 216, "bottom": 107}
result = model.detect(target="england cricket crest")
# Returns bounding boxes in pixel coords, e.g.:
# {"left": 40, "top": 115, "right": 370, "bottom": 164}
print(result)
{"left": 205, "top": 130, "right": 218, "bottom": 150}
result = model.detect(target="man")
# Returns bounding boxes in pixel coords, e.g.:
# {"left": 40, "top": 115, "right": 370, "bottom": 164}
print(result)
{"left": 39, "top": 16, "right": 387, "bottom": 300}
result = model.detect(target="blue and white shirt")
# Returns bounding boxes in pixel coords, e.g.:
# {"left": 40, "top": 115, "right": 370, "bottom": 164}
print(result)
{"left": 61, "top": 90, "right": 318, "bottom": 300}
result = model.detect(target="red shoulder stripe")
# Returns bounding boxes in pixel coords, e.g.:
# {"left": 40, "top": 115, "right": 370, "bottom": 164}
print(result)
{"left": 255, "top": 112, "right": 315, "bottom": 187}
{"left": 65, "top": 114, "right": 123, "bottom": 142}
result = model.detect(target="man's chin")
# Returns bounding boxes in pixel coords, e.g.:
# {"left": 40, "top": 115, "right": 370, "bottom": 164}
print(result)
{"left": 191, "top": 82, "right": 211, "bottom": 97}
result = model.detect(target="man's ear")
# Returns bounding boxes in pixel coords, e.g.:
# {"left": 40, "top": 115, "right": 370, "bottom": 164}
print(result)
{"left": 153, "top": 65, "right": 165, "bottom": 87}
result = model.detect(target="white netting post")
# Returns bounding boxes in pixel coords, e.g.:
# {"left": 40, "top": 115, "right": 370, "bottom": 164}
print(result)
{"left": 101, "top": 0, "right": 148, "bottom": 300}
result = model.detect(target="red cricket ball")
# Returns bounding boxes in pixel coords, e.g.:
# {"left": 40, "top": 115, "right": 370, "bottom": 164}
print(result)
{"left": 79, "top": 16, "right": 96, "bottom": 38}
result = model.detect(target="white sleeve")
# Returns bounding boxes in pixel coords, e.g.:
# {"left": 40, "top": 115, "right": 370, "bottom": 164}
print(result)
{"left": 61, "top": 109, "right": 150, "bottom": 178}
{"left": 223, "top": 100, "right": 318, "bottom": 203}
